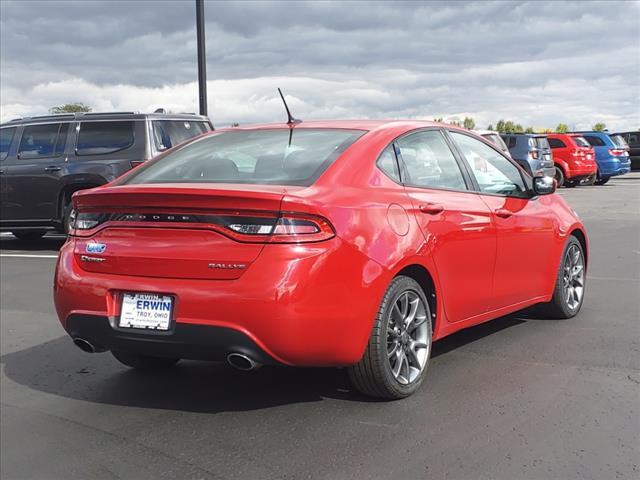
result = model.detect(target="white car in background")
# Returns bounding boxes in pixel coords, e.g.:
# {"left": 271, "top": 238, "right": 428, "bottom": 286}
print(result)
{"left": 475, "top": 130, "right": 511, "bottom": 157}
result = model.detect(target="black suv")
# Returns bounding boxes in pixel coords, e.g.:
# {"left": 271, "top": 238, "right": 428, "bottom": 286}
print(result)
{"left": 614, "top": 131, "right": 640, "bottom": 171}
{"left": 0, "top": 111, "right": 213, "bottom": 239}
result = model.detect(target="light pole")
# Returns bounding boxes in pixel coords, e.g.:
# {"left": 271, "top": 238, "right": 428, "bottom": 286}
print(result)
{"left": 195, "top": 0, "right": 208, "bottom": 116}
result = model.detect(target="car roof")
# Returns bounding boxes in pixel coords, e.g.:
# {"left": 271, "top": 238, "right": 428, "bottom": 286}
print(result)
{"left": 1, "top": 111, "right": 211, "bottom": 127}
{"left": 213, "top": 119, "right": 460, "bottom": 134}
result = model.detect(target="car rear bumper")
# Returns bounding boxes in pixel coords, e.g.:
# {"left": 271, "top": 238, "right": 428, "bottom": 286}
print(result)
{"left": 54, "top": 236, "right": 389, "bottom": 366}
{"left": 566, "top": 164, "right": 597, "bottom": 180}
{"left": 598, "top": 157, "right": 631, "bottom": 176}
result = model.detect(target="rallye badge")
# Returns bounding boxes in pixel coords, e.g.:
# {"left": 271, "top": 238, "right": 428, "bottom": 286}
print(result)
{"left": 86, "top": 243, "right": 107, "bottom": 254}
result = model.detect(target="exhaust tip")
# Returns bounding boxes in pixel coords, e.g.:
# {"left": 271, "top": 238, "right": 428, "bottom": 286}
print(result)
{"left": 227, "top": 352, "right": 261, "bottom": 371}
{"left": 73, "top": 337, "right": 95, "bottom": 353}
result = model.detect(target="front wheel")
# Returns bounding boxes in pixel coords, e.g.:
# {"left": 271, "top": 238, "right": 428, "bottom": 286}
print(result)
{"left": 538, "top": 236, "right": 586, "bottom": 319}
{"left": 348, "top": 276, "right": 432, "bottom": 399}
{"left": 111, "top": 350, "right": 179, "bottom": 370}
{"left": 554, "top": 167, "right": 565, "bottom": 187}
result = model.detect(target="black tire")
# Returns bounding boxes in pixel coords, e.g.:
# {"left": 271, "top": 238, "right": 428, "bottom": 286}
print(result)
{"left": 554, "top": 166, "right": 565, "bottom": 187}
{"left": 537, "top": 236, "right": 586, "bottom": 319}
{"left": 111, "top": 350, "right": 179, "bottom": 370}
{"left": 61, "top": 200, "right": 73, "bottom": 234}
{"left": 348, "top": 276, "right": 432, "bottom": 399}
{"left": 12, "top": 231, "right": 46, "bottom": 241}
{"left": 564, "top": 179, "right": 578, "bottom": 188}
{"left": 594, "top": 176, "right": 610, "bottom": 185}
{"left": 582, "top": 174, "right": 596, "bottom": 186}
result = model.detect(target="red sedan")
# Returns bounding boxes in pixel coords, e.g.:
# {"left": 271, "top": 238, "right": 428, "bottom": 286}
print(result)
{"left": 54, "top": 121, "right": 588, "bottom": 399}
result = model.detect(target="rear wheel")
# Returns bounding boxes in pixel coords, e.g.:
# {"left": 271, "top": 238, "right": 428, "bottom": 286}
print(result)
{"left": 595, "top": 176, "right": 610, "bottom": 185}
{"left": 564, "top": 179, "right": 578, "bottom": 188}
{"left": 554, "top": 167, "right": 565, "bottom": 187}
{"left": 12, "top": 231, "right": 46, "bottom": 241}
{"left": 111, "top": 350, "right": 179, "bottom": 370}
{"left": 538, "top": 236, "right": 586, "bottom": 319}
{"left": 348, "top": 276, "right": 432, "bottom": 399}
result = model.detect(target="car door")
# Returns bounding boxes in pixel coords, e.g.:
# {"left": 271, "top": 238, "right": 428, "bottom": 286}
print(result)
{"left": 0, "top": 126, "right": 19, "bottom": 220}
{"left": 5, "top": 122, "right": 71, "bottom": 221}
{"left": 396, "top": 129, "right": 497, "bottom": 323}
{"left": 448, "top": 131, "right": 556, "bottom": 309}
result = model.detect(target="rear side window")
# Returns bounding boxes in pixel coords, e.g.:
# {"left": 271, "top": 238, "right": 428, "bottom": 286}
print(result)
{"left": 122, "top": 128, "right": 365, "bottom": 187}
{"left": 583, "top": 135, "right": 605, "bottom": 147}
{"left": 153, "top": 120, "right": 210, "bottom": 152}
{"left": 76, "top": 121, "right": 134, "bottom": 155}
{"left": 396, "top": 130, "right": 467, "bottom": 191}
{"left": 529, "top": 137, "right": 550, "bottom": 149}
{"left": 377, "top": 145, "right": 400, "bottom": 182}
{"left": 548, "top": 138, "right": 566, "bottom": 149}
{"left": 18, "top": 123, "right": 69, "bottom": 158}
{"left": 0, "top": 127, "right": 16, "bottom": 160}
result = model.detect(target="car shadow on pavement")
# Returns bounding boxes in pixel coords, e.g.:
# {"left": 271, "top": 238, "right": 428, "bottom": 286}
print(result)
{"left": 0, "top": 235, "right": 66, "bottom": 252}
{"left": 1, "top": 315, "right": 525, "bottom": 412}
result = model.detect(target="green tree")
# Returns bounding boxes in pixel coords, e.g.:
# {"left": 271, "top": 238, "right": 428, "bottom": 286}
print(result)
{"left": 463, "top": 117, "right": 475, "bottom": 130}
{"left": 487, "top": 124, "right": 494, "bottom": 131}
{"left": 230, "top": 122, "right": 240, "bottom": 127}
{"left": 525, "top": 126, "right": 534, "bottom": 133}
{"left": 432, "top": 117, "right": 443, "bottom": 122}
{"left": 49, "top": 102, "right": 92, "bottom": 114}
{"left": 592, "top": 122, "right": 607, "bottom": 131}
{"left": 555, "top": 123, "right": 569, "bottom": 133}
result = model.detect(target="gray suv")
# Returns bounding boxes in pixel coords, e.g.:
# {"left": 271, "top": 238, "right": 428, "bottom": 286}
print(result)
{"left": 0, "top": 111, "right": 212, "bottom": 240}
{"left": 500, "top": 133, "right": 555, "bottom": 178}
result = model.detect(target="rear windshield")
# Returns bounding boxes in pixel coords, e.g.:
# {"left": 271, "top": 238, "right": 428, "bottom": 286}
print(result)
{"left": 122, "top": 128, "right": 365, "bottom": 186}
{"left": 528, "top": 137, "right": 550, "bottom": 149}
{"left": 152, "top": 120, "right": 210, "bottom": 152}
{"left": 610, "top": 134, "right": 629, "bottom": 148}
{"left": 572, "top": 136, "right": 590, "bottom": 148}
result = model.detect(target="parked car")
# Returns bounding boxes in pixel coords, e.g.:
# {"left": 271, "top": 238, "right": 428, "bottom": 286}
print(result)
{"left": 573, "top": 131, "right": 631, "bottom": 185}
{"left": 614, "top": 130, "right": 640, "bottom": 171}
{"left": 54, "top": 120, "right": 588, "bottom": 399}
{"left": 0, "top": 111, "right": 213, "bottom": 240}
{"left": 475, "top": 129, "right": 511, "bottom": 157}
{"left": 546, "top": 133, "right": 597, "bottom": 187}
{"left": 500, "top": 133, "right": 555, "bottom": 178}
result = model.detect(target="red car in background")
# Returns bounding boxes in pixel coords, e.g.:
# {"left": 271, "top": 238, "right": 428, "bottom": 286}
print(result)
{"left": 54, "top": 120, "right": 588, "bottom": 399}
{"left": 547, "top": 133, "right": 597, "bottom": 187}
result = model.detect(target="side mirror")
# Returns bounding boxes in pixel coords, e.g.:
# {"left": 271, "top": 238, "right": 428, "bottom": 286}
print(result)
{"left": 533, "top": 175, "right": 556, "bottom": 196}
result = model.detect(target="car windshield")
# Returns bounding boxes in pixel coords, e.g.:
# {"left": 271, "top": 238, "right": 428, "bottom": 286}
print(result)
{"left": 610, "top": 134, "right": 629, "bottom": 148}
{"left": 122, "top": 128, "right": 365, "bottom": 187}
{"left": 573, "top": 136, "right": 591, "bottom": 148}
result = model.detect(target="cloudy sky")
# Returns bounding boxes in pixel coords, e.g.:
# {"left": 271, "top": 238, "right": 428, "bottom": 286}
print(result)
{"left": 1, "top": 0, "right": 639, "bottom": 130}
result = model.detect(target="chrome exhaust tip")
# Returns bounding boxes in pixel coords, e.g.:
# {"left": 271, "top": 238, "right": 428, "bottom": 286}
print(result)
{"left": 73, "top": 337, "right": 96, "bottom": 353}
{"left": 226, "top": 352, "right": 261, "bottom": 371}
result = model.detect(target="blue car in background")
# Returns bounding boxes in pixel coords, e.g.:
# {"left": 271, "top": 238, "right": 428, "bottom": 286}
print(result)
{"left": 576, "top": 131, "right": 631, "bottom": 185}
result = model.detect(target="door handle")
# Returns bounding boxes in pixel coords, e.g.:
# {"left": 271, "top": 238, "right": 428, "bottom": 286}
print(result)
{"left": 494, "top": 208, "right": 513, "bottom": 219}
{"left": 44, "top": 166, "right": 61, "bottom": 172}
{"left": 419, "top": 203, "right": 444, "bottom": 215}
{"left": 0, "top": 169, "right": 4, "bottom": 175}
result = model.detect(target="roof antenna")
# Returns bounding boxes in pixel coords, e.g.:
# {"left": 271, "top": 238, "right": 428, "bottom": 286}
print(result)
{"left": 278, "top": 88, "right": 302, "bottom": 126}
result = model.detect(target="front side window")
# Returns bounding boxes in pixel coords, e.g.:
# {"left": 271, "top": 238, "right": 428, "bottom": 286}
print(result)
{"left": 76, "top": 121, "right": 134, "bottom": 155}
{"left": 377, "top": 145, "right": 400, "bottom": 182}
{"left": 121, "top": 128, "right": 365, "bottom": 187}
{"left": 153, "top": 120, "right": 210, "bottom": 152}
{"left": 0, "top": 127, "right": 16, "bottom": 160}
{"left": 583, "top": 135, "right": 605, "bottom": 147}
{"left": 450, "top": 131, "right": 528, "bottom": 198}
{"left": 610, "top": 134, "right": 629, "bottom": 148}
{"left": 18, "top": 123, "right": 69, "bottom": 158}
{"left": 396, "top": 130, "right": 467, "bottom": 191}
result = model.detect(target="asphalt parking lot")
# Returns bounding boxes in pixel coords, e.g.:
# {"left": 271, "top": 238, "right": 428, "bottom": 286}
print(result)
{"left": 1, "top": 174, "right": 639, "bottom": 480}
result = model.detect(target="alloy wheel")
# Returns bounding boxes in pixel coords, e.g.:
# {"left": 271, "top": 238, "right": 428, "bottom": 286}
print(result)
{"left": 562, "top": 244, "right": 585, "bottom": 311}
{"left": 386, "top": 290, "right": 430, "bottom": 385}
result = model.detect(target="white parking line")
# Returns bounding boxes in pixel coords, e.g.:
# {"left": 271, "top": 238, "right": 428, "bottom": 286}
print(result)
{"left": 0, "top": 253, "right": 59, "bottom": 259}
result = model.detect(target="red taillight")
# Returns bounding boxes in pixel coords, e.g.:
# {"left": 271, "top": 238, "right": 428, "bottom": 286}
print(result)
{"left": 608, "top": 149, "right": 626, "bottom": 156}
{"left": 68, "top": 210, "right": 335, "bottom": 243}
{"left": 530, "top": 150, "right": 539, "bottom": 160}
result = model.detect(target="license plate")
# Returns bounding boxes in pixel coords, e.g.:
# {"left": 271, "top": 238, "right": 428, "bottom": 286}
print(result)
{"left": 119, "top": 293, "right": 173, "bottom": 330}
